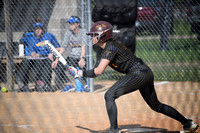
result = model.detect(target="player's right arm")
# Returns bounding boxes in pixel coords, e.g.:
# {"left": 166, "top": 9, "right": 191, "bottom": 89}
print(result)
{"left": 31, "top": 51, "right": 40, "bottom": 58}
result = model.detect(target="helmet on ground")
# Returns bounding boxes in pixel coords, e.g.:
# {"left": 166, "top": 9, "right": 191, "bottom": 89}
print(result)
{"left": 86, "top": 21, "right": 113, "bottom": 42}
{"left": 33, "top": 22, "right": 43, "bottom": 29}
{"left": 67, "top": 16, "right": 81, "bottom": 23}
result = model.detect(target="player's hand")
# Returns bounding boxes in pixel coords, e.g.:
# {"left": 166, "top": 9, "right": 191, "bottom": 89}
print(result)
{"left": 52, "top": 60, "right": 58, "bottom": 69}
{"left": 78, "top": 59, "right": 85, "bottom": 68}
{"left": 31, "top": 52, "right": 40, "bottom": 58}
{"left": 76, "top": 70, "right": 83, "bottom": 78}
{"left": 35, "top": 53, "right": 40, "bottom": 58}
{"left": 48, "top": 53, "right": 54, "bottom": 61}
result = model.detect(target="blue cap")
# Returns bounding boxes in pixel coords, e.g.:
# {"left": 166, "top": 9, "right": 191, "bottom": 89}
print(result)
{"left": 25, "top": 32, "right": 34, "bottom": 36}
{"left": 33, "top": 22, "right": 43, "bottom": 29}
{"left": 67, "top": 16, "right": 81, "bottom": 23}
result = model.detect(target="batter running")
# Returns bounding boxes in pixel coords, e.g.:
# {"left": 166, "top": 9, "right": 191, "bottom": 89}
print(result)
{"left": 70, "top": 21, "right": 198, "bottom": 133}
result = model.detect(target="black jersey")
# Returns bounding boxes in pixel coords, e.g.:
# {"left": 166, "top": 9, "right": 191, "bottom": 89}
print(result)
{"left": 96, "top": 40, "right": 141, "bottom": 73}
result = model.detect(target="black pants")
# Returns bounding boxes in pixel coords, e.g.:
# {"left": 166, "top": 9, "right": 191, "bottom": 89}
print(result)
{"left": 104, "top": 61, "right": 188, "bottom": 130}
{"left": 20, "top": 58, "right": 52, "bottom": 86}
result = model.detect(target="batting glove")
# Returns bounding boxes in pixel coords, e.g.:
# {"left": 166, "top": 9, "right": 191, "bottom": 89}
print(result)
{"left": 76, "top": 70, "right": 83, "bottom": 78}
{"left": 67, "top": 66, "right": 77, "bottom": 78}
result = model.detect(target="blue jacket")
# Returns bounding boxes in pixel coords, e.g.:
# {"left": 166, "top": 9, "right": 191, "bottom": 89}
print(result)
{"left": 21, "top": 32, "right": 60, "bottom": 56}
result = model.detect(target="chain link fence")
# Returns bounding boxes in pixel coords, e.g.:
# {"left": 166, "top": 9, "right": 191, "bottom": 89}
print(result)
{"left": 0, "top": 0, "right": 199, "bottom": 92}
{"left": 0, "top": 0, "right": 199, "bottom": 133}
{"left": 96, "top": 0, "right": 200, "bottom": 82}
{"left": 0, "top": 0, "right": 91, "bottom": 92}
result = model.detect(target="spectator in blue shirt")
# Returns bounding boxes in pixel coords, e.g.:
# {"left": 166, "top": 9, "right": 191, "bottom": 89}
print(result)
{"left": 19, "top": 22, "right": 61, "bottom": 92}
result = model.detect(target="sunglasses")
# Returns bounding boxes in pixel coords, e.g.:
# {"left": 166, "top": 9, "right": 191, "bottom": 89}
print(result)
{"left": 68, "top": 22, "right": 77, "bottom": 25}
{"left": 34, "top": 27, "right": 42, "bottom": 30}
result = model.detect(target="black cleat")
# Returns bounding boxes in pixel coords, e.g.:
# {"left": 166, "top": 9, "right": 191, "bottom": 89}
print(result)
{"left": 108, "top": 128, "right": 121, "bottom": 133}
{"left": 183, "top": 119, "right": 199, "bottom": 132}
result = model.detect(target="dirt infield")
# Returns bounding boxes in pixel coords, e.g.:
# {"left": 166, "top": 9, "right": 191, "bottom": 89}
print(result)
{"left": 0, "top": 81, "right": 199, "bottom": 133}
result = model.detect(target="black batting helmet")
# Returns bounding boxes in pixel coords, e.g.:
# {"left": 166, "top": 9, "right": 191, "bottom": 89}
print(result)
{"left": 86, "top": 21, "right": 113, "bottom": 42}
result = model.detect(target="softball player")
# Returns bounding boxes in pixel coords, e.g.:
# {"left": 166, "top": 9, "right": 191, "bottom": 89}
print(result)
{"left": 70, "top": 21, "right": 198, "bottom": 133}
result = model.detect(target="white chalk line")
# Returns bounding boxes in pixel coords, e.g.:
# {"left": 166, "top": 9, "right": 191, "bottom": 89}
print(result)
{"left": 154, "top": 81, "right": 200, "bottom": 95}
{"left": 179, "top": 89, "right": 200, "bottom": 95}
{"left": 0, "top": 124, "right": 38, "bottom": 130}
{"left": 154, "top": 81, "right": 170, "bottom": 86}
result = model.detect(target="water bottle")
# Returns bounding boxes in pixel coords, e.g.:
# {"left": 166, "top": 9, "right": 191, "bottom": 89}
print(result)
{"left": 19, "top": 44, "right": 24, "bottom": 57}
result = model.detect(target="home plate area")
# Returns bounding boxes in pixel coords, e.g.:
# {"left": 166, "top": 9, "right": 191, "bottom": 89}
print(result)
{"left": 0, "top": 81, "right": 199, "bottom": 133}
{"left": 76, "top": 124, "right": 195, "bottom": 133}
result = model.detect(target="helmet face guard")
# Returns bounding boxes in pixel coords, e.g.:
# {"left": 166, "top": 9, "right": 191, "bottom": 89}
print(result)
{"left": 86, "top": 21, "right": 113, "bottom": 42}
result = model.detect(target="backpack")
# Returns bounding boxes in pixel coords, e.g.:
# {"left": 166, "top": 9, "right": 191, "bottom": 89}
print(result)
{"left": 92, "top": 0, "right": 138, "bottom": 26}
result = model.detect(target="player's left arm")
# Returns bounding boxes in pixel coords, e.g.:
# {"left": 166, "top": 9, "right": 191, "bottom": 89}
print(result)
{"left": 82, "top": 46, "right": 115, "bottom": 78}
{"left": 94, "top": 59, "right": 110, "bottom": 76}
{"left": 78, "top": 31, "right": 87, "bottom": 68}
{"left": 80, "top": 59, "right": 110, "bottom": 78}
{"left": 92, "top": 45, "right": 116, "bottom": 76}
{"left": 78, "top": 45, "right": 86, "bottom": 68}
{"left": 80, "top": 45, "right": 86, "bottom": 59}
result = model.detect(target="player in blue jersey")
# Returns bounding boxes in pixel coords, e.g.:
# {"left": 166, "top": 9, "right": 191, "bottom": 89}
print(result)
{"left": 19, "top": 22, "right": 61, "bottom": 92}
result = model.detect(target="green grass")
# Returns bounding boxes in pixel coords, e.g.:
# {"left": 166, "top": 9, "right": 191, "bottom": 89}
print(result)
{"left": 136, "top": 38, "right": 199, "bottom": 81}
{"left": 97, "top": 19, "right": 200, "bottom": 81}
{"left": 97, "top": 37, "right": 199, "bottom": 81}
{"left": 152, "top": 65, "right": 200, "bottom": 81}
{"left": 135, "top": 38, "right": 200, "bottom": 63}
{"left": 137, "top": 18, "right": 192, "bottom": 36}
{"left": 173, "top": 19, "right": 191, "bottom": 35}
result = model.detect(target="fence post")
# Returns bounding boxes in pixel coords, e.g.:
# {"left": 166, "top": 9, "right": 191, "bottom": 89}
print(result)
{"left": 160, "top": 0, "right": 173, "bottom": 51}
{"left": 4, "top": 0, "right": 15, "bottom": 91}
{"left": 87, "top": 0, "right": 94, "bottom": 92}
